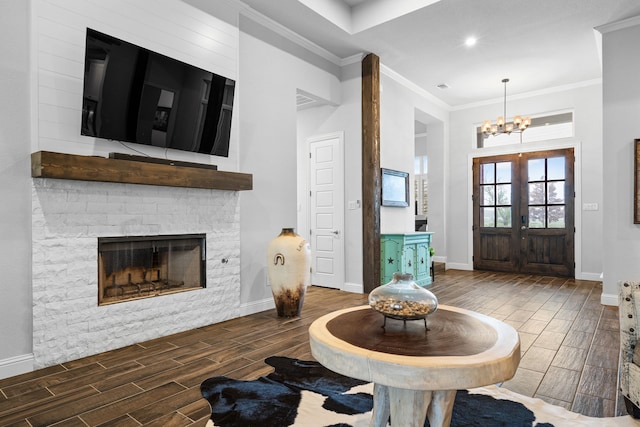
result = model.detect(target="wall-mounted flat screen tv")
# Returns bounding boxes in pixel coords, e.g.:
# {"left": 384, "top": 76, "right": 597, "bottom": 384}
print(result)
{"left": 381, "top": 168, "right": 410, "bottom": 207}
{"left": 81, "top": 28, "right": 235, "bottom": 157}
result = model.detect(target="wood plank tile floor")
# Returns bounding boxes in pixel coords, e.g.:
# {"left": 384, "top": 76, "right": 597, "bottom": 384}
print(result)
{"left": 0, "top": 269, "right": 624, "bottom": 426}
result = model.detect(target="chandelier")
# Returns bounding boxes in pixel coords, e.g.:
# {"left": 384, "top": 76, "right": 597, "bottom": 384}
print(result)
{"left": 481, "top": 78, "right": 531, "bottom": 137}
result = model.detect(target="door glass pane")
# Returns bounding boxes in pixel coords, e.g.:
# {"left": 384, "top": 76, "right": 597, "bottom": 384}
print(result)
{"left": 481, "top": 207, "right": 495, "bottom": 227}
{"left": 482, "top": 185, "right": 494, "bottom": 205}
{"left": 481, "top": 163, "right": 495, "bottom": 184}
{"left": 528, "top": 156, "right": 567, "bottom": 229}
{"left": 529, "top": 206, "right": 545, "bottom": 228}
{"left": 529, "top": 183, "right": 545, "bottom": 204}
{"left": 548, "top": 206, "right": 565, "bottom": 228}
{"left": 496, "top": 162, "right": 511, "bottom": 183}
{"left": 548, "top": 181, "right": 565, "bottom": 204}
{"left": 547, "top": 157, "right": 565, "bottom": 180}
{"left": 528, "top": 158, "right": 545, "bottom": 181}
{"left": 496, "top": 207, "right": 512, "bottom": 227}
{"left": 496, "top": 184, "right": 511, "bottom": 205}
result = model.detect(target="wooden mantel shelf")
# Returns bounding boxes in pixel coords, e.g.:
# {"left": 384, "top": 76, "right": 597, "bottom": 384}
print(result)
{"left": 31, "top": 151, "right": 252, "bottom": 191}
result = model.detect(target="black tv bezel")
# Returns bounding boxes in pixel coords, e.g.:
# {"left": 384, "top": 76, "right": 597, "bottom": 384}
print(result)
{"left": 81, "top": 28, "right": 235, "bottom": 158}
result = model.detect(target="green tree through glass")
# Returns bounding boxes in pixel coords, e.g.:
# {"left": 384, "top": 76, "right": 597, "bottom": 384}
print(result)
{"left": 527, "top": 159, "right": 565, "bottom": 228}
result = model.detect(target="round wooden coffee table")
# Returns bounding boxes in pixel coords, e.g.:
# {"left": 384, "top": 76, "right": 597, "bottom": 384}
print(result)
{"left": 309, "top": 305, "right": 520, "bottom": 427}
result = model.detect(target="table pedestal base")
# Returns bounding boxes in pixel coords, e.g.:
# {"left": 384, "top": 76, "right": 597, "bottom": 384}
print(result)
{"left": 370, "top": 383, "right": 456, "bottom": 427}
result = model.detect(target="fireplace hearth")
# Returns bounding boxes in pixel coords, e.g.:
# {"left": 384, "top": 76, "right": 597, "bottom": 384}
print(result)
{"left": 98, "top": 234, "right": 206, "bottom": 305}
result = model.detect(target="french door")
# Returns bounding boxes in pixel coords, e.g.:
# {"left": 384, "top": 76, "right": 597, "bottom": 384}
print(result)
{"left": 472, "top": 148, "right": 574, "bottom": 277}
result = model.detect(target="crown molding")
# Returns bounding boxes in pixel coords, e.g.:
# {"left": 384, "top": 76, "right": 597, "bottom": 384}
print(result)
{"left": 452, "top": 78, "right": 602, "bottom": 111}
{"left": 233, "top": 1, "right": 367, "bottom": 70}
{"left": 380, "top": 64, "right": 451, "bottom": 111}
{"left": 237, "top": 2, "right": 343, "bottom": 66}
{"left": 595, "top": 14, "right": 640, "bottom": 34}
{"left": 340, "top": 53, "right": 365, "bottom": 67}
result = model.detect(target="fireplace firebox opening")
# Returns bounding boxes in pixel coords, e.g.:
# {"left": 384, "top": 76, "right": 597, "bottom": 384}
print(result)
{"left": 98, "top": 234, "right": 206, "bottom": 305}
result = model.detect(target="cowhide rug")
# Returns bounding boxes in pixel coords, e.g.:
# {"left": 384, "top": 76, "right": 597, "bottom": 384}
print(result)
{"left": 200, "top": 356, "right": 639, "bottom": 427}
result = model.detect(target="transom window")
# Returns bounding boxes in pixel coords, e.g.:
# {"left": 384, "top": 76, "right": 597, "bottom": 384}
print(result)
{"left": 477, "top": 112, "right": 573, "bottom": 148}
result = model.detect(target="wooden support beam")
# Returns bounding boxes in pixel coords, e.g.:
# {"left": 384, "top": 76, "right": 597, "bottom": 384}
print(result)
{"left": 362, "top": 53, "right": 381, "bottom": 293}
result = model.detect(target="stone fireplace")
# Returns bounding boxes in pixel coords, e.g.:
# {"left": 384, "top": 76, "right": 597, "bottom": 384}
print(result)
{"left": 30, "top": 154, "right": 250, "bottom": 368}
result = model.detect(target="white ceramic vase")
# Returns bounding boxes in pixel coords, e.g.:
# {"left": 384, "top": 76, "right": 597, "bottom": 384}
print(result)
{"left": 266, "top": 228, "right": 311, "bottom": 317}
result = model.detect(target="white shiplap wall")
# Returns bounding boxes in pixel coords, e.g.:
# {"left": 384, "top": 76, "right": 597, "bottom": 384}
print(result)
{"left": 34, "top": 0, "right": 239, "bottom": 169}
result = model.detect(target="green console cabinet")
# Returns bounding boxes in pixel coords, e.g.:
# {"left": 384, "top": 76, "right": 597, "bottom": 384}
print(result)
{"left": 380, "top": 232, "right": 433, "bottom": 287}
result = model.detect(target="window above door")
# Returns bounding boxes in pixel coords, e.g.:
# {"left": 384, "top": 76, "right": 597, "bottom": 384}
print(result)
{"left": 476, "top": 112, "right": 573, "bottom": 148}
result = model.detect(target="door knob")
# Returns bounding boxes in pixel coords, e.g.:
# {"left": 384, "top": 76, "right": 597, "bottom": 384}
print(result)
{"left": 332, "top": 230, "right": 339, "bottom": 235}
{"left": 521, "top": 225, "right": 527, "bottom": 230}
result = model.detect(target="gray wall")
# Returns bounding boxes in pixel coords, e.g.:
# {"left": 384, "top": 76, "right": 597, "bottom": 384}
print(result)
{"left": 601, "top": 18, "right": 640, "bottom": 302}
{"left": 0, "top": 0, "right": 32, "bottom": 374}
{"left": 237, "top": 21, "right": 343, "bottom": 306}
{"left": 379, "top": 72, "right": 448, "bottom": 261}
{"left": 295, "top": 60, "right": 364, "bottom": 290}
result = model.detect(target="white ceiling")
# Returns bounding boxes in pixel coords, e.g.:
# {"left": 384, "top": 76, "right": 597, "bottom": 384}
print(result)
{"left": 341, "top": 0, "right": 369, "bottom": 6}
{"left": 222, "top": 0, "right": 640, "bottom": 108}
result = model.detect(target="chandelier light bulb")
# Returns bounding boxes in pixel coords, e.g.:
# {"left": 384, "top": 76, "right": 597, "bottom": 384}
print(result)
{"left": 518, "top": 117, "right": 532, "bottom": 131}
{"left": 481, "top": 79, "right": 530, "bottom": 140}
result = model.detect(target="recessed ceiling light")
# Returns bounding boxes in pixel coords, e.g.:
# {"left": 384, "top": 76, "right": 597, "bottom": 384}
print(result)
{"left": 465, "top": 37, "right": 477, "bottom": 47}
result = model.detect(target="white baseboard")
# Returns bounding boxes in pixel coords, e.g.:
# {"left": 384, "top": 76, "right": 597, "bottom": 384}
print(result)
{"left": 239, "top": 298, "right": 274, "bottom": 317}
{"left": 601, "top": 292, "right": 618, "bottom": 307}
{"left": 577, "top": 272, "right": 603, "bottom": 282}
{"left": 436, "top": 263, "right": 600, "bottom": 283}
{"left": 445, "top": 262, "right": 472, "bottom": 271}
{"left": 0, "top": 353, "right": 34, "bottom": 380}
{"left": 342, "top": 282, "right": 363, "bottom": 294}
{"left": 433, "top": 256, "right": 446, "bottom": 264}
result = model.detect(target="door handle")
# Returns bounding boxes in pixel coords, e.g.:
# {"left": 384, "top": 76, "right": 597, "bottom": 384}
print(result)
{"left": 521, "top": 225, "right": 527, "bottom": 230}
{"left": 332, "top": 230, "right": 339, "bottom": 235}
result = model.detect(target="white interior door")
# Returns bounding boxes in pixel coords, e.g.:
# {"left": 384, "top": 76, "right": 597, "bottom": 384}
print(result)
{"left": 308, "top": 132, "right": 345, "bottom": 289}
